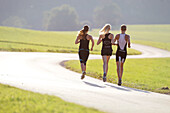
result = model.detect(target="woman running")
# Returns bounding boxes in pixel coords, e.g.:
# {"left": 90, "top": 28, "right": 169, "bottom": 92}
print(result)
{"left": 113, "top": 24, "right": 131, "bottom": 86}
{"left": 75, "top": 25, "right": 94, "bottom": 79}
{"left": 97, "top": 24, "right": 114, "bottom": 82}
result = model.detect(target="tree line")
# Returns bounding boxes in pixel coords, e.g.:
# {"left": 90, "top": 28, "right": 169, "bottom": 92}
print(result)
{"left": 2, "top": 3, "right": 121, "bottom": 31}
{"left": 1, "top": 0, "right": 170, "bottom": 31}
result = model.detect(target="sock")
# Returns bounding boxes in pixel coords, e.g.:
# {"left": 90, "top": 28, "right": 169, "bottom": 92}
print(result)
{"left": 104, "top": 72, "right": 106, "bottom": 76}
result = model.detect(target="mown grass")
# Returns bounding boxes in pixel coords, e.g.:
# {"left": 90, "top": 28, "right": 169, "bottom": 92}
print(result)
{"left": 0, "top": 84, "right": 104, "bottom": 113}
{"left": 127, "top": 24, "right": 170, "bottom": 51}
{"left": 0, "top": 26, "right": 141, "bottom": 55}
{"left": 65, "top": 58, "right": 170, "bottom": 94}
{"left": 92, "top": 24, "right": 170, "bottom": 51}
{"left": 100, "top": 24, "right": 170, "bottom": 51}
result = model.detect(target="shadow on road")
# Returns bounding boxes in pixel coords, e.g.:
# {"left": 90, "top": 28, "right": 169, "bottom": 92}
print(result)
{"left": 105, "top": 84, "right": 150, "bottom": 93}
{"left": 128, "top": 87, "right": 150, "bottom": 93}
{"left": 105, "top": 84, "right": 131, "bottom": 92}
{"left": 83, "top": 81, "right": 106, "bottom": 88}
{"left": 83, "top": 81, "right": 150, "bottom": 93}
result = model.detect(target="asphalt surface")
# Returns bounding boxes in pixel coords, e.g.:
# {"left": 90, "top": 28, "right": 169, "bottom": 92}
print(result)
{"left": 0, "top": 44, "right": 170, "bottom": 113}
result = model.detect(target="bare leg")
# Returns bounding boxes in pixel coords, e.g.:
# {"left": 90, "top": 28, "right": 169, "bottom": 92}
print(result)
{"left": 102, "top": 56, "right": 110, "bottom": 82}
{"left": 80, "top": 63, "right": 84, "bottom": 72}
{"left": 80, "top": 63, "right": 87, "bottom": 72}
{"left": 105, "top": 56, "right": 110, "bottom": 75}
{"left": 116, "top": 62, "right": 120, "bottom": 80}
{"left": 81, "top": 63, "right": 86, "bottom": 79}
{"left": 84, "top": 64, "right": 86, "bottom": 72}
{"left": 102, "top": 56, "right": 107, "bottom": 74}
{"left": 120, "top": 62, "right": 124, "bottom": 79}
{"left": 116, "top": 59, "right": 124, "bottom": 85}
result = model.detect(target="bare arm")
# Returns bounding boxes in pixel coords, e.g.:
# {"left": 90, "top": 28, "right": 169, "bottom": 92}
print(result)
{"left": 125, "top": 35, "right": 131, "bottom": 48}
{"left": 112, "top": 34, "right": 119, "bottom": 45}
{"left": 97, "top": 35, "right": 103, "bottom": 45}
{"left": 89, "top": 35, "right": 94, "bottom": 51}
{"left": 75, "top": 36, "right": 80, "bottom": 44}
{"left": 127, "top": 35, "right": 131, "bottom": 48}
{"left": 109, "top": 34, "right": 114, "bottom": 44}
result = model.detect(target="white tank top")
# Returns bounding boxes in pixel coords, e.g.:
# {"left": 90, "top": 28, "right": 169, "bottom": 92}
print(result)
{"left": 118, "top": 34, "right": 126, "bottom": 50}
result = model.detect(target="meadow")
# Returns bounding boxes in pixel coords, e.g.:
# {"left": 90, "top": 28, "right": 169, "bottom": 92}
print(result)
{"left": 0, "top": 25, "right": 169, "bottom": 111}
{"left": 65, "top": 58, "right": 170, "bottom": 94}
{"left": 0, "top": 83, "right": 103, "bottom": 113}
{"left": 0, "top": 26, "right": 140, "bottom": 55}
{"left": 91, "top": 24, "right": 170, "bottom": 51}
{"left": 113, "top": 24, "right": 170, "bottom": 51}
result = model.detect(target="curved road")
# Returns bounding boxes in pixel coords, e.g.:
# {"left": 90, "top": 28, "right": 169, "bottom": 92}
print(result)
{"left": 0, "top": 44, "right": 170, "bottom": 113}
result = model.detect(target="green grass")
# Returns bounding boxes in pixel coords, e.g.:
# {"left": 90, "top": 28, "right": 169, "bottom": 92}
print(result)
{"left": 91, "top": 24, "right": 170, "bottom": 51}
{"left": 0, "top": 83, "right": 104, "bottom": 113}
{"left": 65, "top": 58, "right": 170, "bottom": 94}
{"left": 127, "top": 24, "right": 170, "bottom": 51}
{"left": 0, "top": 26, "right": 141, "bottom": 55}
{"left": 107, "top": 24, "right": 170, "bottom": 51}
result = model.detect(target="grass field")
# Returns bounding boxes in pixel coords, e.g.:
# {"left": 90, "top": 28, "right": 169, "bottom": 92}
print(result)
{"left": 128, "top": 24, "right": 170, "bottom": 51}
{"left": 0, "top": 26, "right": 140, "bottom": 55}
{"left": 103, "top": 24, "right": 170, "bottom": 51}
{"left": 65, "top": 58, "right": 170, "bottom": 94}
{"left": 91, "top": 24, "right": 170, "bottom": 51}
{"left": 0, "top": 83, "right": 103, "bottom": 113}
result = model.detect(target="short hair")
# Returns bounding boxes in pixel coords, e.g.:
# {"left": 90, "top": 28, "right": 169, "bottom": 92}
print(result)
{"left": 121, "top": 24, "right": 127, "bottom": 31}
{"left": 83, "top": 25, "right": 89, "bottom": 32}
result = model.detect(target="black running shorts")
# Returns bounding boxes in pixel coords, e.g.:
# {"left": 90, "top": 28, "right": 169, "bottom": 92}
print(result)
{"left": 78, "top": 50, "right": 89, "bottom": 65}
{"left": 116, "top": 51, "right": 127, "bottom": 62}
{"left": 101, "top": 49, "right": 112, "bottom": 56}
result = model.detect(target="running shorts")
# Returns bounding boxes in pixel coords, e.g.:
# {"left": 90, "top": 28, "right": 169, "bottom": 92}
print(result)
{"left": 116, "top": 51, "right": 127, "bottom": 62}
{"left": 101, "top": 49, "right": 112, "bottom": 56}
{"left": 78, "top": 50, "right": 89, "bottom": 65}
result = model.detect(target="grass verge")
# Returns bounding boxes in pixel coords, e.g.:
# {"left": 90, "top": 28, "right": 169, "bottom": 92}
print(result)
{"left": 0, "top": 83, "right": 104, "bottom": 113}
{"left": 65, "top": 58, "right": 170, "bottom": 94}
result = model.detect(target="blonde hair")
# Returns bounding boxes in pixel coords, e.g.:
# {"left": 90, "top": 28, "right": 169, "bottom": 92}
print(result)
{"left": 77, "top": 25, "right": 89, "bottom": 39}
{"left": 99, "top": 24, "right": 111, "bottom": 35}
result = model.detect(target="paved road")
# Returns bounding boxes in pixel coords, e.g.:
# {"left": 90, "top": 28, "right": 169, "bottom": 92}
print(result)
{"left": 0, "top": 44, "right": 170, "bottom": 113}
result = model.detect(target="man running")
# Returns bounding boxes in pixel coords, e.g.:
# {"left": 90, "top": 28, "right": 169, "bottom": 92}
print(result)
{"left": 113, "top": 24, "right": 131, "bottom": 86}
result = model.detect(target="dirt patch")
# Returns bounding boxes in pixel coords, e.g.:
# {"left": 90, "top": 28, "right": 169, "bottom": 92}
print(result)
{"left": 59, "top": 60, "right": 68, "bottom": 68}
{"left": 161, "top": 87, "right": 169, "bottom": 90}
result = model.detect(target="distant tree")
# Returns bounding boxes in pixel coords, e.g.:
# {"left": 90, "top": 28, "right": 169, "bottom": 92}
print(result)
{"left": 93, "top": 3, "right": 122, "bottom": 28}
{"left": 43, "top": 5, "right": 81, "bottom": 31}
{"left": 2, "top": 16, "right": 30, "bottom": 28}
{"left": 80, "top": 20, "right": 92, "bottom": 27}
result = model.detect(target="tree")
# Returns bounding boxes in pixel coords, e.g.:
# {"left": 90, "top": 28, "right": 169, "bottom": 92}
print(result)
{"left": 2, "top": 16, "right": 29, "bottom": 28}
{"left": 43, "top": 5, "right": 80, "bottom": 31}
{"left": 93, "top": 3, "right": 122, "bottom": 28}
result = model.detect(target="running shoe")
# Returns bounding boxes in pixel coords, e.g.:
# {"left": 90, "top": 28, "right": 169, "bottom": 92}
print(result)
{"left": 118, "top": 79, "right": 122, "bottom": 86}
{"left": 81, "top": 71, "right": 86, "bottom": 80}
{"left": 103, "top": 73, "right": 106, "bottom": 82}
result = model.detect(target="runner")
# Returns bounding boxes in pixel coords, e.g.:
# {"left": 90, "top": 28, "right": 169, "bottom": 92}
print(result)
{"left": 113, "top": 24, "right": 131, "bottom": 86}
{"left": 75, "top": 25, "right": 94, "bottom": 79}
{"left": 97, "top": 24, "right": 114, "bottom": 82}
